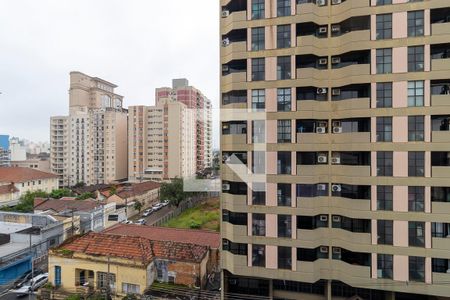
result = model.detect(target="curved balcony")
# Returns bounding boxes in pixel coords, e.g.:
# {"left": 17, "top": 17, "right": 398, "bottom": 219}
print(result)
{"left": 296, "top": 165, "right": 330, "bottom": 177}
{"left": 296, "top": 100, "right": 330, "bottom": 112}
{"left": 330, "top": 165, "right": 371, "bottom": 178}
{"left": 331, "top": 132, "right": 371, "bottom": 145}
{"left": 297, "top": 133, "right": 329, "bottom": 145}
{"left": 221, "top": 72, "right": 247, "bottom": 87}
{"left": 222, "top": 193, "right": 247, "bottom": 212}
{"left": 221, "top": 41, "right": 247, "bottom": 63}
{"left": 432, "top": 131, "right": 450, "bottom": 143}
{"left": 432, "top": 22, "right": 450, "bottom": 37}
{"left": 297, "top": 228, "right": 371, "bottom": 249}
{"left": 296, "top": 260, "right": 371, "bottom": 283}
{"left": 432, "top": 166, "right": 450, "bottom": 178}
{"left": 222, "top": 251, "right": 247, "bottom": 274}
{"left": 297, "top": 30, "right": 371, "bottom": 55}
{"left": 222, "top": 222, "right": 248, "bottom": 240}
{"left": 221, "top": 11, "right": 247, "bottom": 33}
{"left": 432, "top": 95, "right": 450, "bottom": 107}
{"left": 331, "top": 97, "right": 370, "bottom": 112}
{"left": 432, "top": 58, "right": 450, "bottom": 72}
{"left": 221, "top": 134, "right": 247, "bottom": 151}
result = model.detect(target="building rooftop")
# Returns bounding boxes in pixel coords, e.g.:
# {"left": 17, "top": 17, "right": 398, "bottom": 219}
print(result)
{"left": 34, "top": 198, "right": 101, "bottom": 213}
{"left": 101, "top": 181, "right": 161, "bottom": 198}
{"left": 103, "top": 224, "right": 220, "bottom": 249}
{"left": 0, "top": 221, "right": 31, "bottom": 234}
{"left": 0, "top": 184, "right": 19, "bottom": 195}
{"left": 0, "top": 167, "right": 58, "bottom": 183}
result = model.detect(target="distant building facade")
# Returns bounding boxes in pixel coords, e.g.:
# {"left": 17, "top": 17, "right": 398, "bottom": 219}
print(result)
{"left": 0, "top": 135, "right": 10, "bottom": 167}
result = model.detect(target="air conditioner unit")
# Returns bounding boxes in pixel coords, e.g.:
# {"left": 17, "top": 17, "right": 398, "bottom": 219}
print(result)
{"left": 333, "top": 247, "right": 342, "bottom": 254}
{"left": 319, "top": 58, "right": 328, "bottom": 65}
{"left": 331, "top": 0, "right": 342, "bottom": 4}
{"left": 320, "top": 246, "right": 329, "bottom": 253}
{"left": 222, "top": 65, "right": 230, "bottom": 72}
{"left": 331, "top": 156, "right": 341, "bottom": 164}
{"left": 317, "top": 154, "right": 328, "bottom": 164}
{"left": 316, "top": 127, "right": 327, "bottom": 134}
{"left": 317, "top": 87, "right": 328, "bottom": 95}
{"left": 332, "top": 184, "right": 342, "bottom": 192}
{"left": 331, "top": 24, "right": 341, "bottom": 33}
{"left": 333, "top": 126, "right": 343, "bottom": 134}
{"left": 331, "top": 57, "right": 341, "bottom": 64}
{"left": 332, "top": 88, "right": 341, "bottom": 96}
{"left": 317, "top": 0, "right": 327, "bottom": 6}
{"left": 222, "top": 183, "right": 230, "bottom": 191}
{"left": 222, "top": 38, "right": 230, "bottom": 47}
{"left": 332, "top": 121, "right": 342, "bottom": 128}
{"left": 317, "top": 184, "right": 327, "bottom": 191}
{"left": 318, "top": 26, "right": 328, "bottom": 34}
{"left": 319, "top": 215, "right": 328, "bottom": 222}
{"left": 222, "top": 10, "right": 230, "bottom": 18}
{"left": 332, "top": 215, "right": 341, "bottom": 223}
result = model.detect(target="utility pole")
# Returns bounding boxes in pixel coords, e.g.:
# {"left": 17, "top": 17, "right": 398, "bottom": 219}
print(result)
{"left": 28, "top": 233, "right": 34, "bottom": 300}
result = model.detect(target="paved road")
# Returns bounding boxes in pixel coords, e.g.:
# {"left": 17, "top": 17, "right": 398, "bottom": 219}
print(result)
{"left": 0, "top": 292, "right": 36, "bottom": 300}
{"left": 130, "top": 205, "right": 175, "bottom": 225}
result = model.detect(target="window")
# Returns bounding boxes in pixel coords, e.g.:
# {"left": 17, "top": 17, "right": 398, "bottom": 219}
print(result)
{"left": 277, "top": 0, "right": 291, "bottom": 17}
{"left": 252, "top": 27, "right": 265, "bottom": 51}
{"left": 376, "top": 48, "right": 392, "bottom": 74}
{"left": 377, "top": 152, "right": 393, "bottom": 176}
{"left": 252, "top": 183, "right": 266, "bottom": 205}
{"left": 409, "top": 256, "right": 425, "bottom": 282}
{"left": 277, "top": 88, "right": 291, "bottom": 111}
{"left": 277, "top": 151, "right": 292, "bottom": 174}
{"left": 432, "top": 152, "right": 450, "bottom": 166}
{"left": 252, "top": 58, "right": 265, "bottom": 81}
{"left": 54, "top": 266, "right": 61, "bottom": 287}
{"left": 97, "top": 272, "right": 116, "bottom": 290}
{"left": 252, "top": 0, "right": 265, "bottom": 20}
{"left": 408, "top": 151, "right": 425, "bottom": 177}
{"left": 432, "top": 187, "right": 450, "bottom": 203}
{"left": 223, "top": 210, "right": 247, "bottom": 225}
{"left": 376, "top": 82, "right": 392, "bottom": 108}
{"left": 252, "top": 244, "right": 266, "bottom": 267}
{"left": 432, "top": 222, "right": 450, "bottom": 238}
{"left": 409, "top": 221, "right": 425, "bottom": 247}
{"left": 278, "top": 184, "right": 292, "bottom": 206}
{"left": 408, "top": 186, "right": 425, "bottom": 212}
{"left": 252, "top": 89, "right": 265, "bottom": 110}
{"left": 277, "top": 120, "right": 292, "bottom": 143}
{"left": 122, "top": 283, "right": 140, "bottom": 294}
{"left": 377, "top": 220, "right": 393, "bottom": 245}
{"left": 252, "top": 213, "right": 266, "bottom": 236}
{"left": 408, "top": 46, "right": 424, "bottom": 72}
{"left": 408, "top": 116, "right": 424, "bottom": 141}
{"left": 277, "top": 25, "right": 291, "bottom": 48}
{"left": 377, "top": 254, "right": 393, "bottom": 279}
{"left": 377, "top": 186, "right": 393, "bottom": 211}
{"left": 277, "top": 56, "right": 291, "bottom": 80}
{"left": 252, "top": 120, "right": 265, "bottom": 143}
{"left": 408, "top": 11, "right": 424, "bottom": 37}
{"left": 278, "top": 247, "right": 292, "bottom": 270}
{"left": 376, "top": 0, "right": 392, "bottom": 5}
{"left": 432, "top": 258, "right": 449, "bottom": 273}
{"left": 297, "top": 183, "right": 329, "bottom": 197}
{"left": 408, "top": 81, "right": 424, "bottom": 107}
{"left": 278, "top": 215, "right": 292, "bottom": 238}
{"left": 252, "top": 151, "right": 265, "bottom": 174}
{"left": 223, "top": 239, "right": 248, "bottom": 255}
{"left": 376, "top": 117, "right": 392, "bottom": 142}
{"left": 376, "top": 14, "right": 392, "bottom": 40}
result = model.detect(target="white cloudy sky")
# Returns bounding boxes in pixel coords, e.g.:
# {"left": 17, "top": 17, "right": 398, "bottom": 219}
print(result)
{"left": 0, "top": 0, "right": 220, "bottom": 148}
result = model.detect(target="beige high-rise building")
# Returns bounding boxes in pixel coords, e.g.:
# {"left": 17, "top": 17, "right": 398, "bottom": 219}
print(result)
{"left": 128, "top": 97, "right": 196, "bottom": 181}
{"left": 50, "top": 72, "right": 127, "bottom": 187}
{"left": 221, "top": 0, "right": 450, "bottom": 299}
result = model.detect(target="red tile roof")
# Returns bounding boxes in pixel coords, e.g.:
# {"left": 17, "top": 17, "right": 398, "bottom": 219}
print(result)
{"left": 0, "top": 183, "right": 19, "bottom": 195}
{"left": 0, "top": 167, "right": 58, "bottom": 183}
{"left": 103, "top": 224, "right": 220, "bottom": 249}
{"left": 101, "top": 181, "right": 160, "bottom": 199}
{"left": 34, "top": 198, "right": 101, "bottom": 213}
{"left": 60, "top": 232, "right": 209, "bottom": 264}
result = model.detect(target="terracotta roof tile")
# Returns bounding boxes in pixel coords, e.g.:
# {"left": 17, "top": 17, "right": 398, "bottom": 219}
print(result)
{"left": 0, "top": 167, "right": 58, "bottom": 183}
{"left": 0, "top": 183, "right": 19, "bottom": 195}
{"left": 34, "top": 198, "right": 101, "bottom": 213}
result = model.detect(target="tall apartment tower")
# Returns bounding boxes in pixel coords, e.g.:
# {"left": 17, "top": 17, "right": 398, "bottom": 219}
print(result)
{"left": 0, "top": 135, "right": 10, "bottom": 167}
{"left": 50, "top": 72, "right": 128, "bottom": 187}
{"left": 156, "top": 79, "right": 213, "bottom": 172}
{"left": 220, "top": 0, "right": 450, "bottom": 299}
{"left": 128, "top": 97, "right": 196, "bottom": 181}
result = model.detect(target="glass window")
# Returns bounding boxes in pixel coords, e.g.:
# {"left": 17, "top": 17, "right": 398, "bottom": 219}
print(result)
{"left": 432, "top": 258, "right": 449, "bottom": 273}
{"left": 377, "top": 151, "right": 393, "bottom": 176}
{"left": 252, "top": 89, "right": 265, "bottom": 110}
{"left": 408, "top": 151, "right": 425, "bottom": 177}
{"left": 408, "top": 186, "right": 425, "bottom": 212}
{"left": 277, "top": 56, "right": 291, "bottom": 80}
{"left": 122, "top": 283, "right": 140, "bottom": 294}
{"left": 252, "top": 27, "right": 265, "bottom": 51}
{"left": 278, "top": 120, "right": 292, "bottom": 143}
{"left": 277, "top": 151, "right": 292, "bottom": 174}
{"left": 408, "top": 81, "right": 424, "bottom": 107}
{"left": 432, "top": 187, "right": 450, "bottom": 203}
{"left": 252, "top": 58, "right": 265, "bottom": 81}
{"left": 409, "top": 221, "right": 425, "bottom": 247}
{"left": 252, "top": 151, "right": 265, "bottom": 174}
{"left": 278, "top": 215, "right": 292, "bottom": 238}
{"left": 376, "top": 14, "right": 392, "bottom": 40}
{"left": 277, "top": 0, "right": 291, "bottom": 17}
{"left": 377, "top": 186, "right": 393, "bottom": 211}
{"left": 223, "top": 239, "right": 248, "bottom": 255}
{"left": 252, "top": 213, "right": 266, "bottom": 236}
{"left": 277, "top": 88, "right": 292, "bottom": 111}
{"left": 376, "top": 117, "right": 392, "bottom": 142}
{"left": 252, "top": 120, "right": 265, "bottom": 143}
{"left": 376, "top": 82, "right": 392, "bottom": 108}
{"left": 278, "top": 246, "right": 292, "bottom": 269}
{"left": 408, "top": 11, "right": 424, "bottom": 37}
{"left": 252, "top": 182, "right": 266, "bottom": 205}
{"left": 376, "top": 0, "right": 392, "bottom": 5}
{"left": 408, "top": 46, "right": 424, "bottom": 72}
{"left": 377, "top": 220, "right": 393, "bottom": 245}
{"left": 277, "top": 183, "right": 292, "bottom": 206}
{"left": 252, "top": 244, "right": 266, "bottom": 267}
{"left": 376, "top": 48, "right": 392, "bottom": 74}
{"left": 277, "top": 25, "right": 291, "bottom": 48}
{"left": 252, "top": 0, "right": 265, "bottom": 20}
{"left": 409, "top": 256, "right": 425, "bottom": 282}
{"left": 408, "top": 116, "right": 424, "bottom": 141}
{"left": 377, "top": 254, "right": 393, "bottom": 279}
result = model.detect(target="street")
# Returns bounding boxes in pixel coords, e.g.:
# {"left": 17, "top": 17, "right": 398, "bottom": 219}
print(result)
{"left": 130, "top": 204, "right": 175, "bottom": 225}
{"left": 0, "top": 292, "right": 36, "bottom": 300}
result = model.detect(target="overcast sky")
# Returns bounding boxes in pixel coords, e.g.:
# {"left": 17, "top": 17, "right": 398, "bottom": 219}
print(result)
{"left": 0, "top": 0, "right": 220, "bottom": 148}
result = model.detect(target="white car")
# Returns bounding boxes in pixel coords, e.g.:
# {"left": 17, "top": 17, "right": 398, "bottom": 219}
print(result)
{"left": 142, "top": 209, "right": 153, "bottom": 217}
{"left": 152, "top": 203, "right": 164, "bottom": 211}
{"left": 136, "top": 218, "right": 147, "bottom": 225}
{"left": 123, "top": 220, "right": 133, "bottom": 224}
{"left": 11, "top": 273, "right": 48, "bottom": 296}
{"left": 162, "top": 200, "right": 170, "bottom": 207}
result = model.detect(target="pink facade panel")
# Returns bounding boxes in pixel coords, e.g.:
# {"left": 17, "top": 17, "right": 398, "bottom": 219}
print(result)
{"left": 266, "top": 214, "right": 277, "bottom": 237}
{"left": 266, "top": 245, "right": 277, "bottom": 269}
{"left": 393, "top": 47, "right": 408, "bottom": 73}
{"left": 266, "top": 88, "right": 277, "bottom": 112}
{"left": 267, "top": 120, "right": 278, "bottom": 144}
{"left": 393, "top": 186, "right": 408, "bottom": 212}
{"left": 265, "top": 26, "right": 276, "bottom": 50}
{"left": 393, "top": 81, "right": 407, "bottom": 108}
{"left": 393, "top": 255, "right": 409, "bottom": 282}
{"left": 393, "top": 152, "right": 408, "bottom": 177}
{"left": 392, "top": 12, "right": 407, "bottom": 39}
{"left": 393, "top": 221, "right": 408, "bottom": 247}
{"left": 266, "top": 183, "right": 277, "bottom": 206}
{"left": 393, "top": 116, "right": 408, "bottom": 143}
{"left": 266, "top": 57, "right": 277, "bottom": 81}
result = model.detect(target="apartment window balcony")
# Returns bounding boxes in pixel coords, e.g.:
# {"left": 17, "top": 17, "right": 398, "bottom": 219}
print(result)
{"left": 332, "top": 216, "right": 371, "bottom": 233}
{"left": 431, "top": 43, "right": 450, "bottom": 71}
{"left": 296, "top": 119, "right": 329, "bottom": 144}
{"left": 222, "top": 90, "right": 247, "bottom": 106}
{"left": 297, "top": 215, "right": 328, "bottom": 230}
{"left": 331, "top": 118, "right": 371, "bottom": 144}
{"left": 331, "top": 50, "right": 370, "bottom": 73}
{"left": 432, "top": 152, "right": 450, "bottom": 178}
{"left": 431, "top": 81, "right": 450, "bottom": 107}
{"left": 333, "top": 248, "right": 371, "bottom": 268}
{"left": 297, "top": 247, "right": 329, "bottom": 262}
{"left": 431, "top": 115, "right": 450, "bottom": 142}
{"left": 431, "top": 7, "right": 450, "bottom": 36}
{"left": 330, "top": 84, "right": 370, "bottom": 110}
{"left": 222, "top": 60, "right": 247, "bottom": 84}
{"left": 222, "top": 29, "right": 247, "bottom": 56}
{"left": 330, "top": 16, "right": 370, "bottom": 38}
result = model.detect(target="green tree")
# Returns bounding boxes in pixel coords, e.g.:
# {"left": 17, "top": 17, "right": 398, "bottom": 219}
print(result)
{"left": 134, "top": 200, "right": 143, "bottom": 212}
{"left": 76, "top": 192, "right": 95, "bottom": 200}
{"left": 49, "top": 188, "right": 74, "bottom": 199}
{"left": 160, "top": 178, "right": 189, "bottom": 207}
{"left": 110, "top": 186, "right": 117, "bottom": 196}
{"left": 73, "top": 182, "right": 85, "bottom": 188}
{"left": 1, "top": 190, "right": 49, "bottom": 213}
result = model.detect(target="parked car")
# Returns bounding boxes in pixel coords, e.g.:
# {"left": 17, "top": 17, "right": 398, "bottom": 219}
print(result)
{"left": 152, "top": 203, "right": 164, "bottom": 211}
{"left": 136, "top": 219, "right": 147, "bottom": 225}
{"left": 162, "top": 200, "right": 170, "bottom": 207}
{"left": 123, "top": 220, "right": 133, "bottom": 224}
{"left": 14, "top": 269, "right": 44, "bottom": 288}
{"left": 11, "top": 273, "right": 48, "bottom": 296}
{"left": 142, "top": 209, "right": 153, "bottom": 217}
